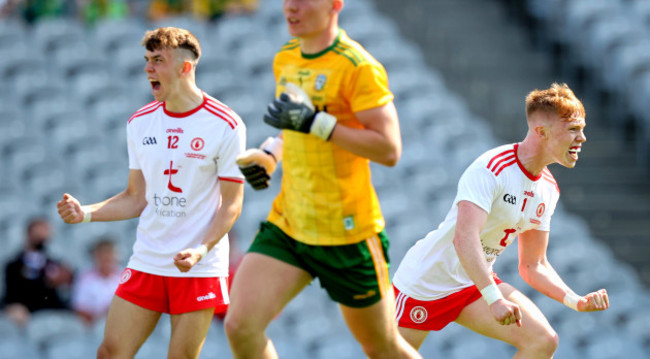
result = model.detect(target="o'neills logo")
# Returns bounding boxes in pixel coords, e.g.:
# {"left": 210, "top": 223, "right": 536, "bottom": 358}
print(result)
{"left": 120, "top": 269, "right": 132, "bottom": 284}
{"left": 167, "top": 128, "right": 184, "bottom": 133}
{"left": 197, "top": 292, "right": 216, "bottom": 302}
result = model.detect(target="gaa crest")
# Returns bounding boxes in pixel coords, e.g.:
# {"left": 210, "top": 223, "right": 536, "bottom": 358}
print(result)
{"left": 315, "top": 74, "right": 327, "bottom": 91}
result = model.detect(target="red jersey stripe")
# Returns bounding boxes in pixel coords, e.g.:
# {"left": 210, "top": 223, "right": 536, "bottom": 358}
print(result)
{"left": 489, "top": 153, "right": 515, "bottom": 172}
{"left": 203, "top": 107, "right": 235, "bottom": 129}
{"left": 494, "top": 159, "right": 517, "bottom": 176}
{"left": 205, "top": 100, "right": 238, "bottom": 127}
{"left": 132, "top": 101, "right": 161, "bottom": 117}
{"left": 487, "top": 149, "right": 514, "bottom": 169}
{"left": 128, "top": 103, "right": 163, "bottom": 124}
{"left": 219, "top": 177, "right": 244, "bottom": 183}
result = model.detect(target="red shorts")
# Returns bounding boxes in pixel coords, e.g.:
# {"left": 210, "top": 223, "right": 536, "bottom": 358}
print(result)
{"left": 394, "top": 275, "right": 503, "bottom": 331}
{"left": 115, "top": 268, "right": 229, "bottom": 315}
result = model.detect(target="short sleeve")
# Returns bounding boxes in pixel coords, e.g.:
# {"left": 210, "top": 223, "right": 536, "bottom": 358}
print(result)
{"left": 216, "top": 119, "right": 246, "bottom": 182}
{"left": 454, "top": 164, "right": 498, "bottom": 214}
{"left": 126, "top": 123, "right": 140, "bottom": 170}
{"left": 348, "top": 62, "right": 394, "bottom": 113}
{"left": 537, "top": 192, "right": 559, "bottom": 232}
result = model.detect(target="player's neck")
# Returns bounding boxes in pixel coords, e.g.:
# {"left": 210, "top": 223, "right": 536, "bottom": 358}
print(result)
{"left": 517, "top": 139, "right": 548, "bottom": 177}
{"left": 164, "top": 82, "right": 204, "bottom": 113}
{"left": 300, "top": 25, "right": 339, "bottom": 55}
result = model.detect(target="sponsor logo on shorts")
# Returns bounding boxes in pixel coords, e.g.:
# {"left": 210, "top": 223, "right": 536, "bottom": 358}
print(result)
{"left": 120, "top": 269, "right": 132, "bottom": 284}
{"left": 536, "top": 203, "right": 546, "bottom": 217}
{"left": 410, "top": 306, "right": 428, "bottom": 324}
{"left": 197, "top": 292, "right": 217, "bottom": 302}
{"left": 353, "top": 290, "right": 376, "bottom": 300}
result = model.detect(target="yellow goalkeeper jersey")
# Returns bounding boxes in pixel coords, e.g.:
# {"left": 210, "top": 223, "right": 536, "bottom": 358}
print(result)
{"left": 267, "top": 29, "right": 394, "bottom": 246}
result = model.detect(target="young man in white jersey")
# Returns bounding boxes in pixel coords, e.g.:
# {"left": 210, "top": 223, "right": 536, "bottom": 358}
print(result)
{"left": 392, "top": 83, "right": 609, "bottom": 357}
{"left": 56, "top": 27, "right": 246, "bottom": 359}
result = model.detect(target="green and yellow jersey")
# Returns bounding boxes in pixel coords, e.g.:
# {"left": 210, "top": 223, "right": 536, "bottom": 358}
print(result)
{"left": 267, "top": 29, "right": 394, "bottom": 246}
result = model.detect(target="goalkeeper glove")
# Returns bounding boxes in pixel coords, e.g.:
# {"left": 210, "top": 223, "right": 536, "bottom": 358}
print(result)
{"left": 236, "top": 137, "right": 283, "bottom": 190}
{"left": 263, "top": 83, "right": 337, "bottom": 140}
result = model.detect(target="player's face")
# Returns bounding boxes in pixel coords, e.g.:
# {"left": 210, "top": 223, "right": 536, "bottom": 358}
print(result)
{"left": 283, "top": 0, "right": 333, "bottom": 38}
{"left": 144, "top": 47, "right": 181, "bottom": 102}
{"left": 546, "top": 114, "right": 587, "bottom": 168}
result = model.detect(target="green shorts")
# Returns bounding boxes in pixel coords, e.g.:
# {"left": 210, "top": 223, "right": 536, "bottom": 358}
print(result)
{"left": 248, "top": 221, "right": 391, "bottom": 308}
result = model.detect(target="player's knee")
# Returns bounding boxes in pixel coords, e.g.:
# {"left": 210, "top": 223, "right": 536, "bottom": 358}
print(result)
{"left": 224, "top": 311, "right": 252, "bottom": 342}
{"left": 358, "top": 337, "right": 403, "bottom": 359}
{"left": 522, "top": 328, "right": 559, "bottom": 356}
{"left": 96, "top": 341, "right": 115, "bottom": 359}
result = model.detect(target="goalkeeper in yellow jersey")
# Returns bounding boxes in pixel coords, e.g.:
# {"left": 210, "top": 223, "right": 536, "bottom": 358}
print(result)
{"left": 224, "top": 1, "right": 422, "bottom": 358}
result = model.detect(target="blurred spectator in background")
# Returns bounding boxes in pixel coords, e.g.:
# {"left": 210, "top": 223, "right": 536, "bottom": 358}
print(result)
{"left": 0, "top": 0, "right": 67, "bottom": 23}
{"left": 147, "top": 0, "right": 257, "bottom": 22}
{"left": 71, "top": 237, "right": 122, "bottom": 325}
{"left": 2, "top": 217, "right": 73, "bottom": 326}
{"left": 76, "top": 0, "right": 129, "bottom": 25}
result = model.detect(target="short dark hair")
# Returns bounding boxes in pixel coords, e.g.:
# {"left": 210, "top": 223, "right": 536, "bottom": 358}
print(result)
{"left": 142, "top": 27, "right": 201, "bottom": 61}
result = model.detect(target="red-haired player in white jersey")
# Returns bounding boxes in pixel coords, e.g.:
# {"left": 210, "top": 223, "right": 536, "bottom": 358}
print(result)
{"left": 392, "top": 83, "right": 609, "bottom": 357}
{"left": 56, "top": 27, "right": 245, "bottom": 359}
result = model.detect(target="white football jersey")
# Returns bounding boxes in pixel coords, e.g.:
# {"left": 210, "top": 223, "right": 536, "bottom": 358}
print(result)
{"left": 393, "top": 143, "right": 560, "bottom": 300}
{"left": 125, "top": 94, "right": 246, "bottom": 277}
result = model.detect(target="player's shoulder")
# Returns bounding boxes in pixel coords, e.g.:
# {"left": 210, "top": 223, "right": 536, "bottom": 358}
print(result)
{"left": 127, "top": 100, "right": 163, "bottom": 125}
{"left": 540, "top": 167, "right": 560, "bottom": 193}
{"left": 476, "top": 143, "right": 517, "bottom": 174}
{"left": 278, "top": 37, "right": 301, "bottom": 54}
{"left": 202, "top": 94, "right": 244, "bottom": 130}
{"left": 331, "top": 30, "right": 375, "bottom": 67}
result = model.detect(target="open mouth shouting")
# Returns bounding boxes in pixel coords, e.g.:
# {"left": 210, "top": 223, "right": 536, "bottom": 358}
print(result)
{"left": 568, "top": 146, "right": 581, "bottom": 161}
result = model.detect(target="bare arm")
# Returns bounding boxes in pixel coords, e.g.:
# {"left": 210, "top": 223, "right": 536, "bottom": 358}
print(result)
{"left": 453, "top": 201, "right": 495, "bottom": 290}
{"left": 173, "top": 180, "right": 244, "bottom": 272}
{"left": 329, "top": 102, "right": 402, "bottom": 167}
{"left": 453, "top": 200, "right": 522, "bottom": 326}
{"left": 518, "top": 229, "right": 609, "bottom": 312}
{"left": 57, "top": 169, "right": 147, "bottom": 223}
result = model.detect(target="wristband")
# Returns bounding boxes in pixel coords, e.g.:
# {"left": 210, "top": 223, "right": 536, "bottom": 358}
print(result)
{"left": 196, "top": 244, "right": 209, "bottom": 261}
{"left": 81, "top": 208, "right": 92, "bottom": 223}
{"left": 310, "top": 112, "right": 337, "bottom": 140}
{"left": 480, "top": 283, "right": 505, "bottom": 305}
{"left": 261, "top": 136, "right": 284, "bottom": 162}
{"left": 563, "top": 292, "right": 581, "bottom": 311}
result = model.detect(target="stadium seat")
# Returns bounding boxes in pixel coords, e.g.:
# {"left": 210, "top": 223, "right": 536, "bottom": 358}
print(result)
{"left": 151, "top": 16, "right": 208, "bottom": 44}
{"left": 581, "top": 14, "right": 645, "bottom": 77}
{"left": 212, "top": 15, "right": 264, "bottom": 51}
{"left": 26, "top": 310, "right": 86, "bottom": 349}
{"left": 234, "top": 38, "right": 276, "bottom": 77}
{"left": 45, "top": 335, "right": 99, "bottom": 359}
{"left": 31, "top": 18, "right": 86, "bottom": 55}
{"left": 112, "top": 41, "right": 146, "bottom": 79}
{"left": 0, "top": 336, "right": 42, "bottom": 359}
{"left": 585, "top": 330, "right": 647, "bottom": 359}
{"left": 92, "top": 18, "right": 147, "bottom": 54}
{"left": 0, "top": 315, "right": 22, "bottom": 339}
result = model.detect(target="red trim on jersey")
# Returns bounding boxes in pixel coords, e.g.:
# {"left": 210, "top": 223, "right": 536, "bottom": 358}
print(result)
{"left": 513, "top": 144, "right": 543, "bottom": 181}
{"left": 219, "top": 177, "right": 244, "bottom": 183}
{"left": 487, "top": 149, "right": 514, "bottom": 170}
{"left": 541, "top": 169, "right": 560, "bottom": 193}
{"left": 204, "top": 99, "right": 237, "bottom": 129}
{"left": 494, "top": 158, "right": 517, "bottom": 176}
{"left": 128, "top": 102, "right": 163, "bottom": 124}
{"left": 164, "top": 96, "right": 207, "bottom": 118}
